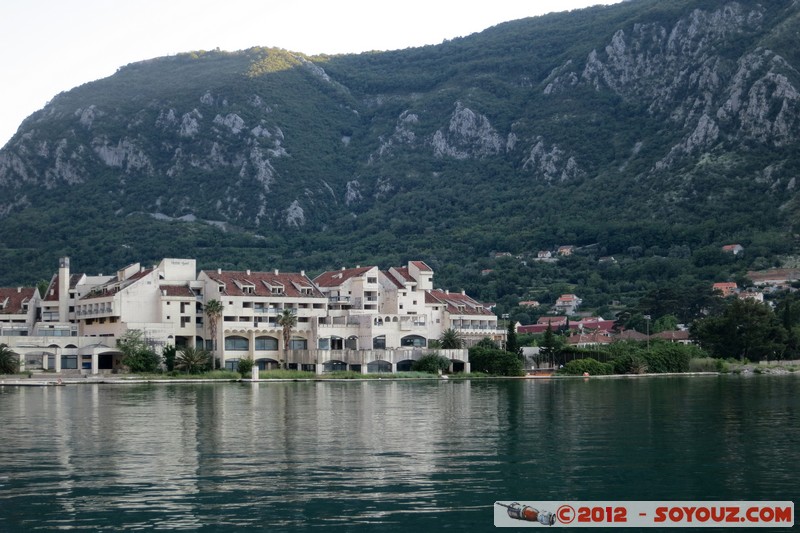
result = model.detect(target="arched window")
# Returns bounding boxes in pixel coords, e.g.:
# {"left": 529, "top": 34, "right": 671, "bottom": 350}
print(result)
{"left": 289, "top": 337, "right": 307, "bottom": 350}
{"left": 255, "top": 336, "right": 278, "bottom": 350}
{"left": 224, "top": 336, "right": 249, "bottom": 351}
{"left": 373, "top": 335, "right": 386, "bottom": 349}
{"left": 401, "top": 335, "right": 426, "bottom": 348}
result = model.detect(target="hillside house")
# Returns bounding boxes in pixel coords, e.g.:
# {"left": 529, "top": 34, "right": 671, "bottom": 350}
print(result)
{"left": 557, "top": 245, "right": 574, "bottom": 256}
{"left": 554, "top": 294, "right": 582, "bottom": 315}
{"left": 712, "top": 282, "right": 738, "bottom": 297}
{"left": 722, "top": 244, "right": 744, "bottom": 255}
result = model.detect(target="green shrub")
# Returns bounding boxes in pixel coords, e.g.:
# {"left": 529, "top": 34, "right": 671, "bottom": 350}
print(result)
{"left": 641, "top": 341, "right": 698, "bottom": 373}
{"left": 612, "top": 353, "right": 649, "bottom": 374}
{"left": 688, "top": 357, "right": 724, "bottom": 372}
{"left": 237, "top": 357, "right": 254, "bottom": 376}
{"left": 561, "top": 358, "right": 614, "bottom": 375}
{"left": 412, "top": 353, "right": 451, "bottom": 374}
{"left": 468, "top": 347, "right": 525, "bottom": 376}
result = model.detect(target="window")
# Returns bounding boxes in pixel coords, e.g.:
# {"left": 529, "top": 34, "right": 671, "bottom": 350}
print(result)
{"left": 255, "top": 336, "right": 278, "bottom": 350}
{"left": 224, "top": 336, "right": 249, "bottom": 351}
{"left": 289, "top": 338, "right": 307, "bottom": 350}
{"left": 401, "top": 335, "right": 426, "bottom": 347}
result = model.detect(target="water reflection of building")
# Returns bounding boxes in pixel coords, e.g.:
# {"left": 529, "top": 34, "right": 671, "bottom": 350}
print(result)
{"left": 2, "top": 258, "right": 496, "bottom": 374}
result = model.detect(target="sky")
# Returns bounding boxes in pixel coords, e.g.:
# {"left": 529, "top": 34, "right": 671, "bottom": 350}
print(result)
{"left": 0, "top": 0, "right": 622, "bottom": 147}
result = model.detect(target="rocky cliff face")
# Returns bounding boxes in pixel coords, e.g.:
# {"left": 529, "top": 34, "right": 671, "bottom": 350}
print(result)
{"left": 0, "top": 0, "right": 799, "bottom": 271}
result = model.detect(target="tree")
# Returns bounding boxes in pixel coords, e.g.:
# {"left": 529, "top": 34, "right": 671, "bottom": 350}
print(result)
{"left": 505, "top": 320, "right": 521, "bottom": 359}
{"left": 439, "top": 328, "right": 463, "bottom": 349}
{"left": 162, "top": 345, "right": 177, "bottom": 372}
{"left": 412, "top": 353, "right": 451, "bottom": 373}
{"left": 0, "top": 343, "right": 20, "bottom": 374}
{"left": 539, "top": 323, "right": 561, "bottom": 367}
{"left": 117, "top": 330, "right": 160, "bottom": 373}
{"left": 468, "top": 346, "right": 524, "bottom": 376}
{"left": 691, "top": 299, "right": 786, "bottom": 362}
{"left": 278, "top": 308, "right": 297, "bottom": 370}
{"left": 204, "top": 299, "right": 223, "bottom": 370}
{"left": 237, "top": 356, "right": 255, "bottom": 376}
{"left": 176, "top": 346, "right": 211, "bottom": 374}
{"left": 475, "top": 337, "right": 498, "bottom": 349}
{"left": 653, "top": 314, "right": 679, "bottom": 333}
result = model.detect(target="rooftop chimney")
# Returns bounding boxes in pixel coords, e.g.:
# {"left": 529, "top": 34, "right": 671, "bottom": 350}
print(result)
{"left": 247, "top": 269, "right": 251, "bottom": 275}
{"left": 274, "top": 269, "right": 279, "bottom": 275}
{"left": 217, "top": 268, "right": 222, "bottom": 274}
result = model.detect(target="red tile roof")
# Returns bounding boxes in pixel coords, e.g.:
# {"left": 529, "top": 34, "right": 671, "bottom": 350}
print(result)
{"left": 204, "top": 270, "right": 324, "bottom": 298}
{"left": 652, "top": 330, "right": 690, "bottom": 342}
{"left": 389, "top": 267, "right": 415, "bottom": 284}
{"left": 0, "top": 287, "right": 36, "bottom": 314}
{"left": 426, "top": 289, "right": 493, "bottom": 316}
{"left": 160, "top": 285, "right": 196, "bottom": 297}
{"left": 615, "top": 329, "right": 649, "bottom": 341}
{"left": 567, "top": 332, "right": 612, "bottom": 345}
{"left": 43, "top": 273, "right": 84, "bottom": 302}
{"left": 411, "top": 261, "right": 432, "bottom": 272}
{"left": 313, "top": 266, "right": 375, "bottom": 288}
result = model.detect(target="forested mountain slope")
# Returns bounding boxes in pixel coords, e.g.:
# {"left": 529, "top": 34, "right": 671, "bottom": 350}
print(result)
{"left": 1, "top": 0, "right": 799, "bottom": 318}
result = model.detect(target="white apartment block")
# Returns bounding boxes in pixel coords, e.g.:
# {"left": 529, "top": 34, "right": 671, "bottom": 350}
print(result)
{"left": 3, "top": 258, "right": 500, "bottom": 375}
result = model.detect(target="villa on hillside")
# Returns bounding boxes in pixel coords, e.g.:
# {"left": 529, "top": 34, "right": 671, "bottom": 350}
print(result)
{"left": 554, "top": 294, "right": 582, "bottom": 314}
{"left": 712, "top": 282, "right": 738, "bottom": 297}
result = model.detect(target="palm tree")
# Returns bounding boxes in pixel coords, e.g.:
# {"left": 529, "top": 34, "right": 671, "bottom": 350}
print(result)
{"left": 175, "top": 346, "right": 212, "bottom": 374}
{"left": 204, "top": 299, "right": 223, "bottom": 370}
{"left": 0, "top": 343, "right": 20, "bottom": 374}
{"left": 277, "top": 308, "right": 297, "bottom": 370}
{"left": 440, "top": 328, "right": 463, "bottom": 349}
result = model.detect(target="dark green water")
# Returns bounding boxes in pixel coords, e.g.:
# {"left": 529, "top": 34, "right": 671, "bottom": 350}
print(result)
{"left": 0, "top": 376, "right": 797, "bottom": 531}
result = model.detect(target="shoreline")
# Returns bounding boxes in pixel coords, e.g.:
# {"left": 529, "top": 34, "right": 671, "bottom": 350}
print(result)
{"left": 2, "top": 368, "right": 797, "bottom": 387}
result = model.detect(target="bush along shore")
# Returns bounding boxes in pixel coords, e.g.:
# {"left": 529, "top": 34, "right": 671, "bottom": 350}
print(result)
{"left": 4, "top": 338, "right": 799, "bottom": 384}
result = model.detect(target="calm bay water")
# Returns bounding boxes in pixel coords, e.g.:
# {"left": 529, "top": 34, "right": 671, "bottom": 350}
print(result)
{"left": 0, "top": 376, "right": 797, "bottom": 531}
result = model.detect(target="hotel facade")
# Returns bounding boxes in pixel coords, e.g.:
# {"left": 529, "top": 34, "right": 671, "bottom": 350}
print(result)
{"left": 2, "top": 258, "right": 502, "bottom": 375}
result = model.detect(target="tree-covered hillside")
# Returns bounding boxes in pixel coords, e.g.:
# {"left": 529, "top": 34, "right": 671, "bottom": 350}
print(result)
{"left": 1, "top": 0, "right": 799, "bottom": 324}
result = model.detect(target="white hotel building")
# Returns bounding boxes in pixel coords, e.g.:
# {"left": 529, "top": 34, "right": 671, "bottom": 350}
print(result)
{"left": 2, "top": 258, "right": 501, "bottom": 375}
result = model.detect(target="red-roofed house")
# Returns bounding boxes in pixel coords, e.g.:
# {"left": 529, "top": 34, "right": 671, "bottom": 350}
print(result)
{"left": 651, "top": 330, "right": 691, "bottom": 344}
{"left": 567, "top": 331, "right": 613, "bottom": 347}
{"left": 712, "top": 282, "right": 738, "bottom": 297}
{"left": 554, "top": 294, "right": 582, "bottom": 315}
{"left": 722, "top": 244, "right": 744, "bottom": 255}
